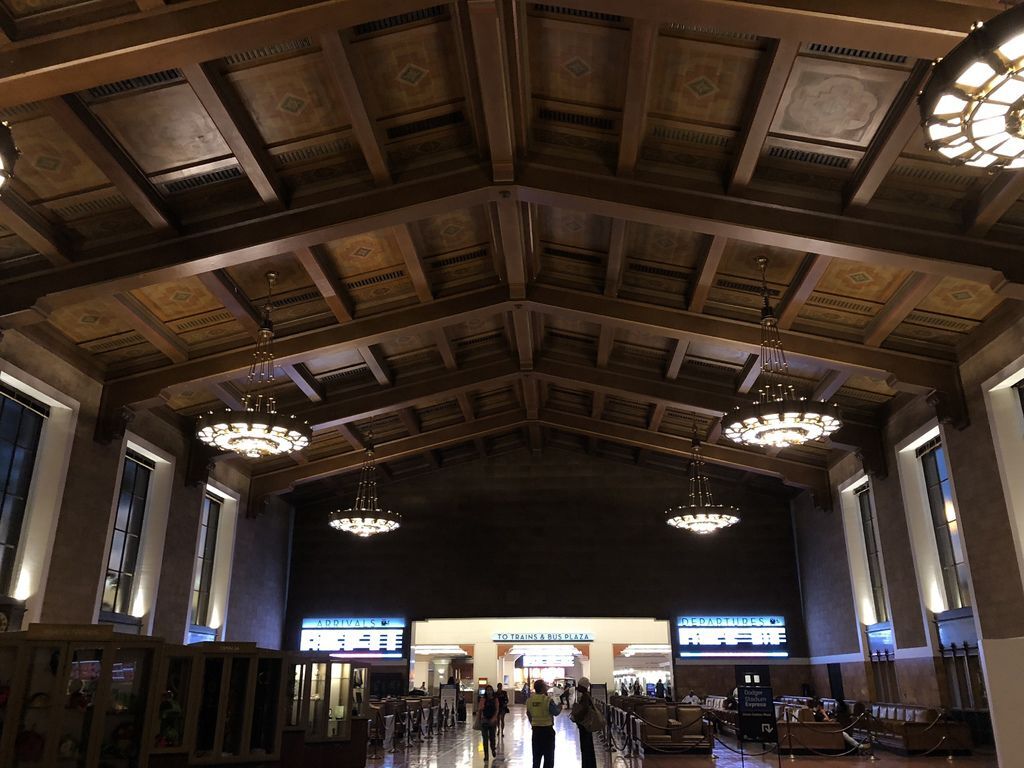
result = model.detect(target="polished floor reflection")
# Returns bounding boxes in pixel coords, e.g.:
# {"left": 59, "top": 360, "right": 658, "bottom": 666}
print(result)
{"left": 369, "top": 707, "right": 997, "bottom": 767}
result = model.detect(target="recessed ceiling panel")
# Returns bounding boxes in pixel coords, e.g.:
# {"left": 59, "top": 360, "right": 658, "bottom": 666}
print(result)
{"left": 529, "top": 16, "right": 629, "bottom": 109}
{"left": 10, "top": 116, "right": 110, "bottom": 199}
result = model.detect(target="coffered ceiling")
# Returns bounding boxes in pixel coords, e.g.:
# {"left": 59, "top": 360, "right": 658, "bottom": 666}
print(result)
{"left": 0, "top": 0, "right": 1020, "bottom": 513}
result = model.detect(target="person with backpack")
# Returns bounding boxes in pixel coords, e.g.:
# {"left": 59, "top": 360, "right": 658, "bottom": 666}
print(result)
{"left": 477, "top": 684, "right": 500, "bottom": 761}
{"left": 570, "top": 677, "right": 601, "bottom": 768}
{"left": 526, "top": 680, "right": 560, "bottom": 768}
{"left": 495, "top": 682, "right": 510, "bottom": 737}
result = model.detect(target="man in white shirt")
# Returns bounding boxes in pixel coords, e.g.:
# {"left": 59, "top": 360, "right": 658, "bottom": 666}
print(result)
{"left": 681, "top": 689, "right": 701, "bottom": 705}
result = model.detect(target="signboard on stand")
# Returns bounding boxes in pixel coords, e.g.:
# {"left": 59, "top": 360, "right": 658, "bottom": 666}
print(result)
{"left": 590, "top": 683, "right": 608, "bottom": 713}
{"left": 735, "top": 666, "right": 777, "bottom": 744}
{"left": 440, "top": 684, "right": 458, "bottom": 723}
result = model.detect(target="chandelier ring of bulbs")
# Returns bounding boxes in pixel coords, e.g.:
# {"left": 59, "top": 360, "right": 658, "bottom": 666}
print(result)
{"left": 920, "top": 4, "right": 1024, "bottom": 169}
{"left": 665, "top": 436, "right": 740, "bottom": 535}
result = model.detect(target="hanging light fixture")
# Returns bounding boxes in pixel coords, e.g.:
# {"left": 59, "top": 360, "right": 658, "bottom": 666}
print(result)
{"left": 724, "top": 257, "right": 842, "bottom": 448}
{"left": 0, "top": 121, "right": 20, "bottom": 189}
{"left": 196, "top": 272, "right": 310, "bottom": 458}
{"left": 328, "top": 426, "right": 400, "bottom": 537}
{"left": 665, "top": 436, "right": 740, "bottom": 535}
{"left": 920, "top": 3, "right": 1024, "bottom": 169}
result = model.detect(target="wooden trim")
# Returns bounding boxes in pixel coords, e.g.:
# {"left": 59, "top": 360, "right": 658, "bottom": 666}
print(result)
{"left": 0, "top": 191, "right": 71, "bottom": 267}
{"left": 435, "top": 327, "right": 458, "bottom": 370}
{"left": 736, "top": 353, "right": 762, "bottom": 394}
{"left": 688, "top": 235, "right": 726, "bottom": 313}
{"left": 665, "top": 339, "right": 688, "bottom": 380}
{"left": 862, "top": 273, "right": 942, "bottom": 347}
{"left": 358, "top": 344, "right": 393, "bottom": 386}
{"left": 467, "top": 0, "right": 516, "bottom": 182}
{"left": 280, "top": 362, "right": 324, "bottom": 402}
{"left": 776, "top": 254, "right": 831, "bottom": 330}
{"left": 728, "top": 37, "right": 800, "bottom": 193}
{"left": 617, "top": 19, "right": 658, "bottom": 176}
{"left": 596, "top": 324, "right": 615, "bottom": 368}
{"left": 965, "top": 171, "right": 1024, "bottom": 238}
{"left": 393, "top": 224, "right": 433, "bottom": 302}
{"left": 604, "top": 218, "right": 627, "bottom": 298}
{"left": 181, "top": 62, "right": 286, "bottom": 206}
{"left": 512, "top": 307, "right": 534, "bottom": 371}
{"left": 112, "top": 292, "right": 188, "bottom": 363}
{"left": 810, "top": 370, "right": 849, "bottom": 402}
{"left": 294, "top": 245, "right": 355, "bottom": 323}
{"left": 198, "top": 271, "right": 262, "bottom": 335}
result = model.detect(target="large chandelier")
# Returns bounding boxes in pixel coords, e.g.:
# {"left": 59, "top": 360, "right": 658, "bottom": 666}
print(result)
{"left": 328, "top": 437, "right": 400, "bottom": 537}
{"left": 0, "top": 122, "right": 19, "bottom": 189}
{"left": 196, "top": 272, "right": 310, "bottom": 458}
{"left": 724, "top": 257, "right": 842, "bottom": 448}
{"left": 920, "top": 3, "right": 1024, "bottom": 168}
{"left": 665, "top": 436, "right": 740, "bottom": 534}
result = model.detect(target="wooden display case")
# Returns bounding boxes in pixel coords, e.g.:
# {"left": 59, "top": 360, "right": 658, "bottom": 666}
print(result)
{"left": 0, "top": 624, "right": 160, "bottom": 768}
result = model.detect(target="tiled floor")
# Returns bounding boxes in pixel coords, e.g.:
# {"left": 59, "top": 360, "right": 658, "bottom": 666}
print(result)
{"left": 369, "top": 707, "right": 997, "bottom": 768}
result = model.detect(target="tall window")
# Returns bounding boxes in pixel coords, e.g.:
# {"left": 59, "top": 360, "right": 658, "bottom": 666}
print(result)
{"left": 0, "top": 384, "right": 47, "bottom": 595}
{"left": 917, "top": 436, "right": 971, "bottom": 610}
{"left": 191, "top": 494, "right": 221, "bottom": 628}
{"left": 856, "top": 484, "right": 889, "bottom": 623}
{"left": 102, "top": 450, "right": 153, "bottom": 615}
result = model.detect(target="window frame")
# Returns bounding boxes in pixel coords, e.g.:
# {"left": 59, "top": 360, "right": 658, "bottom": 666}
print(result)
{"left": 916, "top": 437, "right": 971, "bottom": 611}
{"left": 190, "top": 492, "right": 222, "bottom": 629}
{"left": 855, "top": 482, "right": 890, "bottom": 624}
{"left": 101, "top": 449, "right": 154, "bottom": 618}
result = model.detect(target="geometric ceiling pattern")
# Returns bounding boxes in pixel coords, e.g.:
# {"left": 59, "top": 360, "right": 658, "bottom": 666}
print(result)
{"left": 0, "top": 0, "right": 1020, "bottom": 512}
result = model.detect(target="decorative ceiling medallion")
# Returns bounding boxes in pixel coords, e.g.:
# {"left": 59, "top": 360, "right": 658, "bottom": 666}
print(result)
{"left": 950, "top": 289, "right": 973, "bottom": 301}
{"left": 278, "top": 95, "right": 307, "bottom": 114}
{"left": 654, "top": 235, "right": 677, "bottom": 250}
{"left": 563, "top": 217, "right": 583, "bottom": 232}
{"left": 172, "top": 291, "right": 193, "bottom": 302}
{"left": 442, "top": 223, "right": 463, "bottom": 237}
{"left": 397, "top": 63, "right": 428, "bottom": 86}
{"left": 849, "top": 271, "right": 872, "bottom": 284}
{"left": 354, "top": 246, "right": 373, "bottom": 257}
{"left": 79, "top": 314, "right": 99, "bottom": 324}
{"left": 687, "top": 76, "right": 717, "bottom": 98}
{"left": 564, "top": 57, "right": 591, "bottom": 78}
{"left": 34, "top": 155, "right": 62, "bottom": 173}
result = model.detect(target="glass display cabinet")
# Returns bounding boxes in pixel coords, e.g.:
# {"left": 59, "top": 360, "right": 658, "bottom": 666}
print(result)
{"left": 175, "top": 643, "right": 282, "bottom": 765}
{"left": 0, "top": 624, "right": 159, "bottom": 768}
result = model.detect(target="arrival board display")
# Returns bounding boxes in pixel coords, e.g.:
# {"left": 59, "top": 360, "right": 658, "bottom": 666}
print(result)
{"left": 300, "top": 617, "right": 407, "bottom": 658}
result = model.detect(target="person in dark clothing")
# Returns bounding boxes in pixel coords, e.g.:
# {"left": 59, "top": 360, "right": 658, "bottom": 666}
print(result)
{"left": 495, "top": 683, "right": 510, "bottom": 737}
{"left": 655, "top": 679, "right": 665, "bottom": 699}
{"left": 620, "top": 682, "right": 628, "bottom": 696}
{"left": 477, "top": 685, "right": 499, "bottom": 761}
{"left": 570, "top": 677, "right": 598, "bottom": 768}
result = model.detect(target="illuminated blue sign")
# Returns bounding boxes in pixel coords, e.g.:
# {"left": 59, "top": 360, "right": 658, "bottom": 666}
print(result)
{"left": 675, "top": 616, "right": 788, "bottom": 658}
{"left": 300, "top": 617, "right": 407, "bottom": 658}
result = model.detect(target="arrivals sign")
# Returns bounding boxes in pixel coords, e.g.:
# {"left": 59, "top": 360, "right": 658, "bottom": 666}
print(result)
{"left": 675, "top": 616, "right": 788, "bottom": 658}
{"left": 300, "top": 617, "right": 407, "bottom": 658}
{"left": 491, "top": 632, "right": 593, "bottom": 642}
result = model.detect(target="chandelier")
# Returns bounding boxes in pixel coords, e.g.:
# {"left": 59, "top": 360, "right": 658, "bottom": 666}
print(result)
{"left": 196, "top": 272, "right": 310, "bottom": 458}
{"left": 665, "top": 436, "right": 740, "bottom": 534}
{"left": 0, "top": 122, "right": 19, "bottom": 188}
{"left": 328, "top": 434, "right": 400, "bottom": 537}
{"left": 920, "top": 3, "right": 1024, "bottom": 168}
{"left": 724, "top": 257, "right": 842, "bottom": 448}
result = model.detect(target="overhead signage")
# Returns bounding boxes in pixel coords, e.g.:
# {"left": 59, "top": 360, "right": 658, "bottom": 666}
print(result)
{"left": 522, "top": 655, "right": 575, "bottom": 667}
{"left": 300, "top": 617, "right": 407, "bottom": 658}
{"left": 492, "top": 632, "right": 594, "bottom": 642}
{"left": 675, "top": 616, "right": 788, "bottom": 658}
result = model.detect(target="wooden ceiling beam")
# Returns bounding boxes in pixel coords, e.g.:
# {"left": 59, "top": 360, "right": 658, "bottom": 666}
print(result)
{"left": 295, "top": 359, "right": 519, "bottom": 431}
{"left": 466, "top": 0, "right": 515, "bottom": 182}
{"left": 522, "top": 376, "right": 540, "bottom": 419}
{"left": 393, "top": 224, "right": 433, "bottom": 302}
{"left": 280, "top": 361, "right": 324, "bottom": 402}
{"left": 728, "top": 38, "right": 800, "bottom": 193}
{"left": 0, "top": 0, "right": 989, "bottom": 110}
{"left": 965, "top": 171, "right": 1024, "bottom": 238}
{"left": 511, "top": 307, "right": 534, "bottom": 371}
{"left": 548, "top": 0, "right": 991, "bottom": 59}
{"left": 604, "top": 219, "right": 627, "bottom": 298}
{"left": 112, "top": 292, "right": 188, "bottom": 363}
{"left": 540, "top": 410, "right": 829, "bottom": 501}
{"left": 397, "top": 407, "right": 421, "bottom": 435}
{"left": 811, "top": 369, "right": 849, "bottom": 402}
{"left": 735, "top": 354, "right": 762, "bottom": 394}
{"left": 525, "top": 283, "right": 958, "bottom": 394}
{"left": 294, "top": 245, "right": 354, "bottom": 323}
{"left": 862, "top": 273, "right": 942, "bottom": 347}
{"left": 456, "top": 391, "right": 475, "bottom": 421}
{"left": 648, "top": 401, "right": 667, "bottom": 432}
{"left": 101, "top": 285, "right": 508, "bottom": 408}
{"left": 0, "top": 192, "right": 72, "bottom": 267}
{"left": 617, "top": 19, "right": 658, "bottom": 176}
{"left": 494, "top": 198, "right": 529, "bottom": 299}
{"left": 515, "top": 165, "right": 1019, "bottom": 291}
{"left": 208, "top": 380, "right": 244, "bottom": 410}
{"left": 335, "top": 423, "right": 366, "bottom": 451}
{"left": 197, "top": 270, "right": 262, "bottom": 335}
{"left": 590, "top": 390, "right": 605, "bottom": 420}
{"left": 357, "top": 344, "right": 393, "bottom": 386}
{"left": 596, "top": 325, "right": 615, "bottom": 368}
{"left": 0, "top": 166, "right": 493, "bottom": 320}
{"left": 776, "top": 253, "right": 831, "bottom": 330}
{"left": 252, "top": 410, "right": 525, "bottom": 497}
{"left": 46, "top": 95, "right": 176, "bottom": 231}
{"left": 844, "top": 60, "right": 932, "bottom": 210}
{"left": 181, "top": 62, "right": 286, "bottom": 207}
{"left": 319, "top": 30, "right": 391, "bottom": 186}
{"left": 435, "top": 328, "right": 458, "bottom": 370}
{"left": 689, "top": 235, "right": 727, "bottom": 313}
{"left": 665, "top": 339, "right": 688, "bottom": 380}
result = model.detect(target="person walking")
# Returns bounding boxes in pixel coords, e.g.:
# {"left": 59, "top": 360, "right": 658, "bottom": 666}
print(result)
{"left": 495, "top": 682, "right": 510, "bottom": 737}
{"left": 526, "top": 680, "right": 559, "bottom": 768}
{"left": 655, "top": 679, "right": 665, "bottom": 699}
{"left": 477, "top": 684, "right": 499, "bottom": 761}
{"left": 570, "top": 677, "right": 598, "bottom": 768}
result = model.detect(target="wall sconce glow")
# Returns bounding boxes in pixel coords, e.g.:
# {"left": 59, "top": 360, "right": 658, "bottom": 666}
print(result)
{"left": 13, "top": 569, "right": 33, "bottom": 601}
{"left": 927, "top": 579, "right": 947, "bottom": 614}
{"left": 207, "top": 607, "right": 222, "bottom": 631}
{"left": 130, "top": 589, "right": 147, "bottom": 619}
{"left": 860, "top": 597, "right": 877, "bottom": 627}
